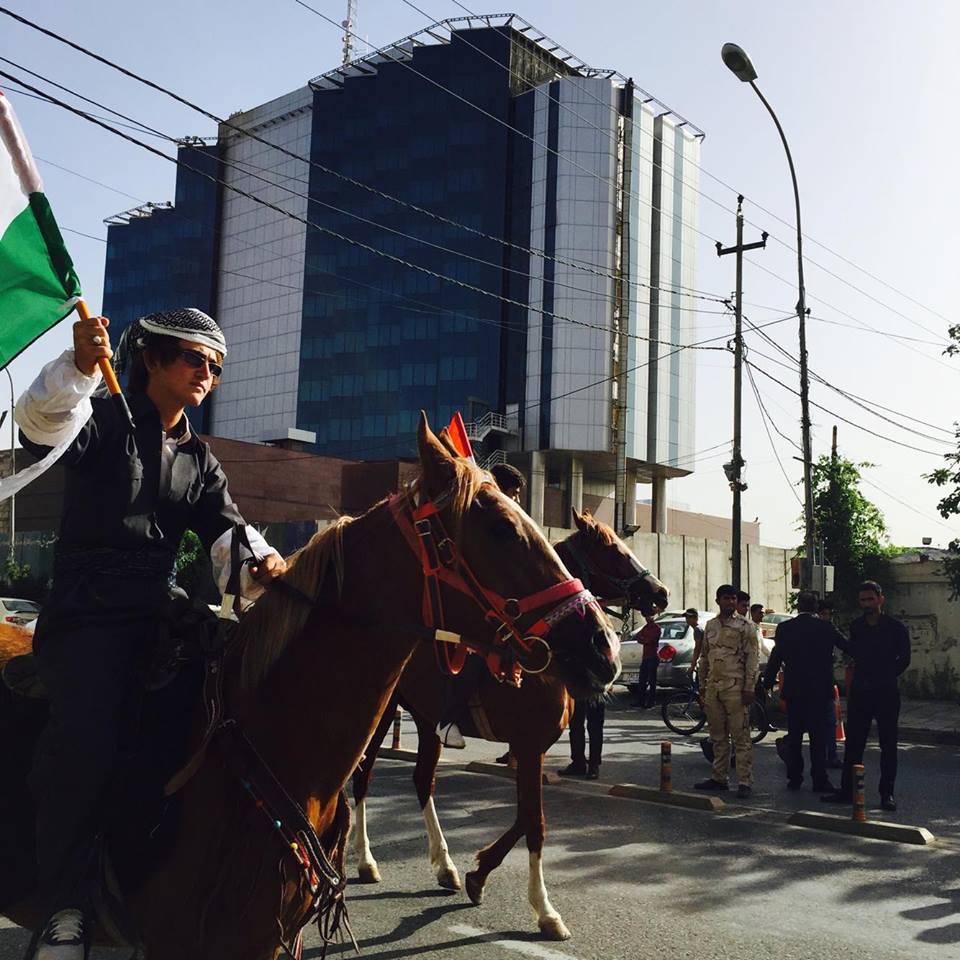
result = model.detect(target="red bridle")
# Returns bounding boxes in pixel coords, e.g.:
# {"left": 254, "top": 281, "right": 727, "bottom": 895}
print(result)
{"left": 389, "top": 483, "right": 601, "bottom": 674}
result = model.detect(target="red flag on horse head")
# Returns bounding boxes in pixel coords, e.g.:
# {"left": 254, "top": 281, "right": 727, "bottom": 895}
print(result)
{"left": 446, "top": 412, "right": 475, "bottom": 463}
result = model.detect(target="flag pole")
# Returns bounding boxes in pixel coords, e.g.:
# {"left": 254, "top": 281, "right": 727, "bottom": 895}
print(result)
{"left": 75, "top": 299, "right": 134, "bottom": 430}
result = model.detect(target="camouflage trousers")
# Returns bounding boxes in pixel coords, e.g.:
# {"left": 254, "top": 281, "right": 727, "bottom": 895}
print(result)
{"left": 704, "top": 682, "right": 753, "bottom": 786}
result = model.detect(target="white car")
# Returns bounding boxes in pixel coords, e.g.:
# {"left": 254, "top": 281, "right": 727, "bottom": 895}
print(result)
{"left": 0, "top": 598, "right": 41, "bottom": 628}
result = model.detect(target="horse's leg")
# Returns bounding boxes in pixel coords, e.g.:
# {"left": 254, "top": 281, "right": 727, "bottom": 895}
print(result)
{"left": 351, "top": 692, "right": 398, "bottom": 883}
{"left": 522, "top": 750, "right": 569, "bottom": 941}
{"left": 410, "top": 708, "right": 461, "bottom": 890}
{"left": 464, "top": 744, "right": 525, "bottom": 907}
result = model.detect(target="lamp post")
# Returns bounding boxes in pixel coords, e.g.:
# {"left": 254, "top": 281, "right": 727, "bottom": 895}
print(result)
{"left": 721, "top": 42, "right": 815, "bottom": 589}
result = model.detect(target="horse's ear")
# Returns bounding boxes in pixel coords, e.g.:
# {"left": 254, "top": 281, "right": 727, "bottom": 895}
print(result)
{"left": 571, "top": 508, "right": 591, "bottom": 534}
{"left": 417, "top": 411, "right": 456, "bottom": 495}
{"left": 437, "top": 426, "right": 461, "bottom": 459}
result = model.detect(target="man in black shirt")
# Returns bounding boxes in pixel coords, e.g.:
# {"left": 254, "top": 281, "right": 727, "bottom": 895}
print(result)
{"left": 763, "top": 591, "right": 842, "bottom": 792}
{"left": 822, "top": 580, "right": 910, "bottom": 811}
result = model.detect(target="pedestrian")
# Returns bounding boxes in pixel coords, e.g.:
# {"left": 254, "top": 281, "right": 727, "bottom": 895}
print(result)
{"left": 736, "top": 590, "right": 750, "bottom": 618}
{"left": 749, "top": 603, "right": 765, "bottom": 626}
{"left": 822, "top": 581, "right": 910, "bottom": 811}
{"left": 762, "top": 591, "right": 842, "bottom": 792}
{"left": 559, "top": 699, "right": 605, "bottom": 780}
{"left": 694, "top": 584, "right": 759, "bottom": 798}
{"left": 685, "top": 608, "right": 705, "bottom": 678}
{"left": 817, "top": 598, "right": 843, "bottom": 769}
{"left": 16, "top": 308, "right": 287, "bottom": 959}
{"left": 635, "top": 610, "right": 662, "bottom": 709}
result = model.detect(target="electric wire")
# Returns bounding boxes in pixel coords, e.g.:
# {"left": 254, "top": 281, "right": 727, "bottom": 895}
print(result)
{"left": 745, "top": 362, "right": 802, "bottom": 506}
{"left": 0, "top": 9, "right": 729, "bottom": 309}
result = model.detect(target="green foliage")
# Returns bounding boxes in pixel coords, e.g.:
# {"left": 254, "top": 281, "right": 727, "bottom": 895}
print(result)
{"left": 175, "top": 529, "right": 204, "bottom": 594}
{"left": 0, "top": 556, "right": 30, "bottom": 588}
{"left": 810, "top": 454, "right": 892, "bottom": 617}
{"left": 924, "top": 435, "right": 960, "bottom": 600}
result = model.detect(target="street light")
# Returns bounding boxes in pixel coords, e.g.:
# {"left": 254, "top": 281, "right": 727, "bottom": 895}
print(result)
{"left": 721, "top": 42, "right": 816, "bottom": 589}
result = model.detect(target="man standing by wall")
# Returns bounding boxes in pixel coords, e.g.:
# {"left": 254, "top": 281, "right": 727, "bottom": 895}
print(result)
{"left": 762, "top": 590, "right": 840, "bottom": 792}
{"left": 695, "top": 584, "right": 759, "bottom": 799}
{"left": 823, "top": 581, "right": 910, "bottom": 811}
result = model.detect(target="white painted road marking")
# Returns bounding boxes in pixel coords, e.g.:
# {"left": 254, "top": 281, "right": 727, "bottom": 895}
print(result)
{"left": 448, "top": 924, "right": 578, "bottom": 960}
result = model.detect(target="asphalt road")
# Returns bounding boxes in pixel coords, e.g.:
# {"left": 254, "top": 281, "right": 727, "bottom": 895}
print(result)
{"left": 1, "top": 693, "right": 957, "bottom": 958}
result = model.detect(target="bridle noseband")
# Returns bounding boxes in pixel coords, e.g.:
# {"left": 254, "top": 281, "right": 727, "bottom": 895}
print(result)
{"left": 390, "top": 482, "right": 602, "bottom": 675}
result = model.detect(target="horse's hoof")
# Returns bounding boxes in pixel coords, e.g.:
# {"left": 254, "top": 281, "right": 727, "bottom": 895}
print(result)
{"left": 437, "top": 866, "right": 462, "bottom": 891}
{"left": 465, "top": 871, "right": 485, "bottom": 905}
{"left": 357, "top": 863, "right": 382, "bottom": 884}
{"left": 538, "top": 916, "right": 571, "bottom": 941}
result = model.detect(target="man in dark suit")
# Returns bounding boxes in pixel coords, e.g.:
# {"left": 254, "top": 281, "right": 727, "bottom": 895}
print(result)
{"left": 763, "top": 591, "right": 843, "bottom": 792}
{"left": 822, "top": 580, "right": 910, "bottom": 811}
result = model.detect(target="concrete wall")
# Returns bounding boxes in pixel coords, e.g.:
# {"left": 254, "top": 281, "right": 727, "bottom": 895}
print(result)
{"left": 544, "top": 525, "right": 792, "bottom": 612}
{"left": 884, "top": 559, "right": 960, "bottom": 700}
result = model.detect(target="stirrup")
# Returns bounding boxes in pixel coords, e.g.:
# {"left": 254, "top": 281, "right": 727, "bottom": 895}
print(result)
{"left": 436, "top": 722, "right": 465, "bottom": 749}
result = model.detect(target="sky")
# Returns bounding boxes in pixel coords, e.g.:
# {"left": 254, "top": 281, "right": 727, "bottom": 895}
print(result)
{"left": 2, "top": 0, "right": 959, "bottom": 549}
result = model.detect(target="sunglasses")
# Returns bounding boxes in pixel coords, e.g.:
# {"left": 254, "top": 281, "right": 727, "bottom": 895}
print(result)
{"left": 177, "top": 348, "right": 223, "bottom": 379}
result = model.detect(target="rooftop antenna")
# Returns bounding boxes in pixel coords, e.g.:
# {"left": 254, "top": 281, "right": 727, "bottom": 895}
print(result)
{"left": 342, "top": 0, "right": 358, "bottom": 64}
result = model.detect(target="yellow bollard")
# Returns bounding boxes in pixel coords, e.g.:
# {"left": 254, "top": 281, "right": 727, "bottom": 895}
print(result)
{"left": 391, "top": 707, "right": 402, "bottom": 750}
{"left": 660, "top": 741, "right": 673, "bottom": 793}
{"left": 852, "top": 763, "right": 866, "bottom": 822}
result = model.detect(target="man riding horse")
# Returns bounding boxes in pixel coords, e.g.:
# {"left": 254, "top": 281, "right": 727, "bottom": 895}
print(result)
{"left": 15, "top": 308, "right": 286, "bottom": 959}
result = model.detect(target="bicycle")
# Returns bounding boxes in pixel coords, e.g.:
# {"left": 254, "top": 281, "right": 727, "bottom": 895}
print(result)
{"left": 662, "top": 674, "right": 770, "bottom": 743}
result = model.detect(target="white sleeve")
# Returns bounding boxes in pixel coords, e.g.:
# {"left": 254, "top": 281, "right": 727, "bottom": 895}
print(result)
{"left": 14, "top": 348, "right": 101, "bottom": 447}
{"left": 209, "top": 525, "right": 282, "bottom": 603}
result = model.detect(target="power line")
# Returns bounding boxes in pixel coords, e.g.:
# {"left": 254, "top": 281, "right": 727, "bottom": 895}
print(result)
{"left": 0, "top": 7, "right": 728, "bottom": 310}
{"left": 745, "top": 359, "right": 949, "bottom": 457}
{"left": 2, "top": 68, "right": 727, "bottom": 355}
{"left": 378, "top": 1, "right": 956, "bottom": 343}
{"left": 746, "top": 362, "right": 802, "bottom": 506}
{"left": 742, "top": 316, "right": 956, "bottom": 442}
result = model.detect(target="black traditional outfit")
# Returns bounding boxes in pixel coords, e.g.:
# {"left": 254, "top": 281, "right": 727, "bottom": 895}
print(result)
{"left": 15, "top": 310, "right": 278, "bottom": 930}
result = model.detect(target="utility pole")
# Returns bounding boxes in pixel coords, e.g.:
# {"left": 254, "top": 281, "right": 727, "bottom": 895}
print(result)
{"left": 716, "top": 196, "right": 766, "bottom": 589}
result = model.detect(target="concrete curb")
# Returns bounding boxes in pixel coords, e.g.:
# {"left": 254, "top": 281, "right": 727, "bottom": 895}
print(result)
{"left": 379, "top": 748, "right": 419, "bottom": 761}
{"left": 608, "top": 783, "right": 725, "bottom": 812}
{"left": 788, "top": 810, "right": 936, "bottom": 845}
{"left": 898, "top": 726, "right": 960, "bottom": 747}
{"left": 465, "top": 761, "right": 561, "bottom": 785}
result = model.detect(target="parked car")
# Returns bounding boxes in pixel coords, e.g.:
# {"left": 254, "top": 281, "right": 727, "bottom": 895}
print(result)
{"left": 0, "top": 598, "right": 41, "bottom": 627}
{"left": 759, "top": 611, "right": 793, "bottom": 641}
{"left": 617, "top": 609, "right": 777, "bottom": 695}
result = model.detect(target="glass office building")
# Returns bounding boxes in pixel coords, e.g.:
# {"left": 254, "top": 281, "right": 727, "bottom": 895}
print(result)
{"left": 102, "top": 142, "right": 221, "bottom": 430}
{"left": 102, "top": 15, "right": 703, "bottom": 525}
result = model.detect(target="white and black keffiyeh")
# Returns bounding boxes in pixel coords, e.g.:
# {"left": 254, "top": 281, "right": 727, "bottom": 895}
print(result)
{"left": 113, "top": 307, "right": 227, "bottom": 376}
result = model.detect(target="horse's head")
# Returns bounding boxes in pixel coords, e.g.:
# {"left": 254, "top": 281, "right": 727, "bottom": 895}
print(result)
{"left": 417, "top": 416, "right": 620, "bottom": 699}
{"left": 563, "top": 509, "right": 670, "bottom": 616}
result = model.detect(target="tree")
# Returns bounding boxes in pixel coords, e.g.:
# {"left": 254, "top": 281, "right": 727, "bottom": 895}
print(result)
{"left": 175, "top": 529, "right": 204, "bottom": 594}
{"left": 810, "top": 453, "right": 892, "bottom": 617}
{"left": 925, "top": 428, "right": 960, "bottom": 599}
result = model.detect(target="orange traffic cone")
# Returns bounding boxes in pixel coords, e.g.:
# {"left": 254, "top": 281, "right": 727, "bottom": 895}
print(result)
{"left": 833, "top": 684, "right": 845, "bottom": 743}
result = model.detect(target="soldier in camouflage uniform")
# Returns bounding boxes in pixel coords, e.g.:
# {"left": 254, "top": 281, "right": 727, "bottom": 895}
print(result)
{"left": 694, "top": 584, "right": 760, "bottom": 798}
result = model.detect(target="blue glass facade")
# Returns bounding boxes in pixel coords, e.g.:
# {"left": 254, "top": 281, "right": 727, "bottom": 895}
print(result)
{"left": 102, "top": 144, "right": 221, "bottom": 430}
{"left": 299, "top": 29, "right": 535, "bottom": 458}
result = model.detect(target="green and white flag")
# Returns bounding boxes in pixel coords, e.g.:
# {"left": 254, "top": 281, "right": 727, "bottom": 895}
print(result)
{"left": 0, "top": 89, "right": 85, "bottom": 504}
{"left": 0, "top": 89, "right": 81, "bottom": 368}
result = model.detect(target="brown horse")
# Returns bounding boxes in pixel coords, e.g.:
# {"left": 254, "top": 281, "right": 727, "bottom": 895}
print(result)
{"left": 1, "top": 416, "right": 620, "bottom": 959}
{"left": 351, "top": 508, "right": 669, "bottom": 940}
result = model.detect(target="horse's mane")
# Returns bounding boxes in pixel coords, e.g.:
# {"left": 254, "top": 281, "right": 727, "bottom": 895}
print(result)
{"left": 235, "top": 454, "right": 490, "bottom": 694}
{"left": 578, "top": 511, "right": 618, "bottom": 546}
